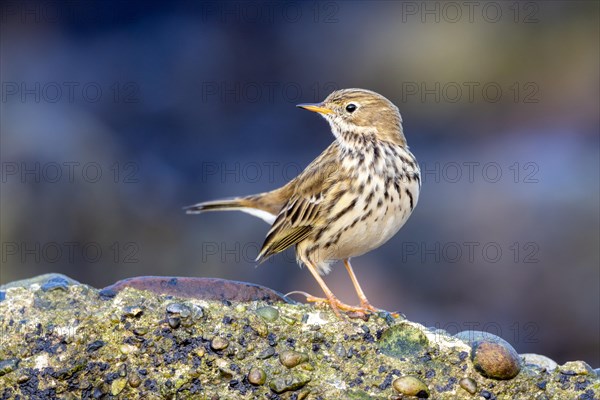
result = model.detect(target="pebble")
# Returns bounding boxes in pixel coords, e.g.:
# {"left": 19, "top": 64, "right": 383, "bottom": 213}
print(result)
{"left": 455, "top": 331, "right": 521, "bottom": 380}
{"left": 16, "top": 374, "right": 30, "bottom": 384}
{"left": 392, "top": 376, "right": 430, "bottom": 398}
{"left": 256, "top": 347, "right": 276, "bottom": 359}
{"left": 333, "top": 343, "right": 347, "bottom": 358}
{"left": 166, "top": 303, "right": 192, "bottom": 318}
{"left": 168, "top": 317, "right": 181, "bottom": 329}
{"left": 279, "top": 350, "right": 308, "bottom": 368}
{"left": 248, "top": 367, "right": 267, "bottom": 385}
{"left": 133, "top": 327, "right": 148, "bottom": 336}
{"left": 128, "top": 373, "right": 142, "bottom": 388}
{"left": 269, "top": 374, "right": 311, "bottom": 393}
{"left": 211, "top": 337, "right": 229, "bottom": 350}
{"left": 41, "top": 276, "right": 70, "bottom": 292}
{"left": 256, "top": 306, "right": 279, "bottom": 321}
{"left": 110, "top": 378, "right": 127, "bottom": 395}
{"left": 123, "top": 305, "right": 144, "bottom": 318}
{"left": 458, "top": 377, "right": 477, "bottom": 394}
{"left": 521, "top": 353, "right": 558, "bottom": 371}
{"left": 0, "top": 358, "right": 20, "bottom": 376}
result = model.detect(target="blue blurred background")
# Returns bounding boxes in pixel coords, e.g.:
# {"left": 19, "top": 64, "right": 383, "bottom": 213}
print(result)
{"left": 1, "top": 1, "right": 598, "bottom": 365}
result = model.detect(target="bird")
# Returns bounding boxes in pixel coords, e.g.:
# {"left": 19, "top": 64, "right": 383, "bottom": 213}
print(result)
{"left": 185, "top": 88, "right": 421, "bottom": 316}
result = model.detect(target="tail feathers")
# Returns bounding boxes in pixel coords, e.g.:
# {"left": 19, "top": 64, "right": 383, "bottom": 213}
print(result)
{"left": 184, "top": 197, "right": 277, "bottom": 224}
{"left": 184, "top": 198, "right": 245, "bottom": 214}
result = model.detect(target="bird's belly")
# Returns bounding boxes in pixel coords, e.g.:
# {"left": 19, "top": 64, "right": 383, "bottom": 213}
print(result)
{"left": 327, "top": 181, "right": 418, "bottom": 260}
{"left": 334, "top": 206, "right": 409, "bottom": 259}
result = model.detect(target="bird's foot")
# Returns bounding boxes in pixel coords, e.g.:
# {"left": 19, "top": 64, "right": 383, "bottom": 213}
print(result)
{"left": 304, "top": 294, "right": 378, "bottom": 317}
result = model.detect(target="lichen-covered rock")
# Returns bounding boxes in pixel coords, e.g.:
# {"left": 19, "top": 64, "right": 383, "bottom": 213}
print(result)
{"left": 0, "top": 274, "right": 598, "bottom": 399}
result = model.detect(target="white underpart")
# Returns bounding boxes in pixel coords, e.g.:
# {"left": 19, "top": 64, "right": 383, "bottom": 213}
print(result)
{"left": 238, "top": 207, "right": 276, "bottom": 224}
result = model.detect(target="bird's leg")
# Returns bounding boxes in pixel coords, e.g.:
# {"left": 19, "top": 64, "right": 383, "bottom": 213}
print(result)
{"left": 300, "top": 258, "right": 370, "bottom": 316}
{"left": 344, "top": 259, "right": 378, "bottom": 312}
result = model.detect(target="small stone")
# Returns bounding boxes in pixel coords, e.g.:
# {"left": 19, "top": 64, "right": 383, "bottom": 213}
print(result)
{"left": 211, "top": 337, "right": 229, "bottom": 350}
{"left": 269, "top": 374, "right": 311, "bottom": 393}
{"left": 522, "top": 353, "right": 558, "bottom": 371}
{"left": 110, "top": 378, "right": 127, "bottom": 395}
{"left": 17, "top": 374, "right": 30, "bottom": 384}
{"left": 133, "top": 327, "right": 148, "bottom": 336}
{"left": 41, "top": 276, "right": 70, "bottom": 292}
{"left": 392, "top": 376, "right": 430, "bottom": 398}
{"left": 128, "top": 373, "right": 142, "bottom": 388}
{"left": 168, "top": 317, "right": 181, "bottom": 329}
{"left": 456, "top": 331, "right": 521, "bottom": 380}
{"left": 559, "top": 361, "right": 594, "bottom": 376}
{"left": 459, "top": 377, "right": 477, "bottom": 394}
{"left": 248, "top": 367, "right": 267, "bottom": 385}
{"left": 279, "top": 350, "right": 308, "bottom": 368}
{"left": 257, "top": 347, "right": 276, "bottom": 359}
{"left": 256, "top": 306, "right": 279, "bottom": 321}
{"left": 123, "top": 305, "right": 144, "bottom": 318}
{"left": 120, "top": 344, "right": 137, "bottom": 354}
{"left": 86, "top": 340, "right": 105, "bottom": 353}
{"left": 333, "top": 343, "right": 347, "bottom": 358}
{"left": 0, "top": 358, "right": 20, "bottom": 376}
{"left": 166, "top": 303, "right": 192, "bottom": 318}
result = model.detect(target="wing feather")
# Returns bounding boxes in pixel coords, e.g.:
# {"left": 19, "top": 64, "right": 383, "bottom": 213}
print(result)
{"left": 255, "top": 144, "right": 342, "bottom": 262}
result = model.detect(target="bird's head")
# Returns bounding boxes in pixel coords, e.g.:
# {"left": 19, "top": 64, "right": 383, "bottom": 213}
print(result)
{"left": 297, "top": 88, "right": 406, "bottom": 146}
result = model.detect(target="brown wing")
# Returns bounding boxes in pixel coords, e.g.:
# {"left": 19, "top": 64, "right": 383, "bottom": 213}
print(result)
{"left": 256, "top": 143, "right": 342, "bottom": 262}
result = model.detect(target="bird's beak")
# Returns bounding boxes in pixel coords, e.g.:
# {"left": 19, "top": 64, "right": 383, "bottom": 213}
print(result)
{"left": 296, "top": 103, "right": 333, "bottom": 115}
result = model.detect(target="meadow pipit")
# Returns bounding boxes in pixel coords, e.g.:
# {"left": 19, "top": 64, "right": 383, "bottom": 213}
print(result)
{"left": 186, "top": 89, "right": 421, "bottom": 316}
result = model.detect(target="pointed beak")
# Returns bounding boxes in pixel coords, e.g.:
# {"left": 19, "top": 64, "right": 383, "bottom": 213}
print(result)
{"left": 296, "top": 103, "right": 333, "bottom": 115}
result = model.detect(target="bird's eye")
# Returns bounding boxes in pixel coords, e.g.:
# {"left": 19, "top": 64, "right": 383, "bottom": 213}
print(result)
{"left": 345, "top": 103, "right": 357, "bottom": 113}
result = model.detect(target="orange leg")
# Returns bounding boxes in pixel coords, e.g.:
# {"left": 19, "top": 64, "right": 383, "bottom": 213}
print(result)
{"left": 299, "top": 257, "right": 371, "bottom": 316}
{"left": 344, "top": 259, "right": 378, "bottom": 312}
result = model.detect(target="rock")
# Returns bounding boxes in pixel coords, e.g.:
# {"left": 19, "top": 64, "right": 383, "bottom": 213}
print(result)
{"left": 456, "top": 331, "right": 521, "bottom": 380}
{"left": 522, "top": 353, "right": 558, "bottom": 371}
{"left": 269, "top": 373, "right": 311, "bottom": 393}
{"left": 128, "top": 373, "right": 142, "bottom": 388}
{"left": 110, "top": 378, "right": 127, "bottom": 395}
{"left": 123, "top": 305, "right": 145, "bottom": 318}
{"left": 256, "top": 306, "right": 279, "bottom": 321}
{"left": 458, "top": 377, "right": 477, "bottom": 394}
{"left": 378, "top": 322, "right": 430, "bottom": 358}
{"left": 0, "top": 273, "right": 597, "bottom": 399}
{"left": 392, "top": 376, "right": 429, "bottom": 398}
{"left": 211, "top": 337, "right": 229, "bottom": 350}
{"left": 559, "top": 361, "right": 594, "bottom": 376}
{"left": 166, "top": 303, "right": 192, "bottom": 318}
{"left": 0, "top": 359, "right": 19, "bottom": 376}
{"left": 248, "top": 367, "right": 267, "bottom": 385}
{"left": 279, "top": 350, "right": 308, "bottom": 368}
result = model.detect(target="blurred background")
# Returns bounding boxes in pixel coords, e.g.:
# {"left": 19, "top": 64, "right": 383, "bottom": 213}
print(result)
{"left": 1, "top": 1, "right": 598, "bottom": 366}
